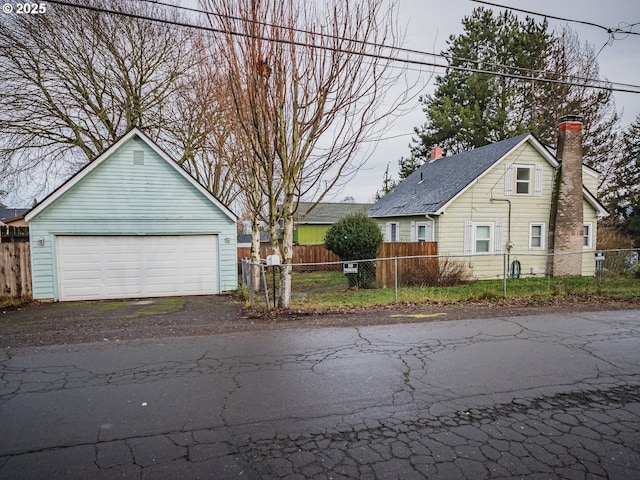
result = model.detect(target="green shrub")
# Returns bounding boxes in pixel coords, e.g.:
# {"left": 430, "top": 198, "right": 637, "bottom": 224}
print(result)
{"left": 324, "top": 212, "right": 383, "bottom": 289}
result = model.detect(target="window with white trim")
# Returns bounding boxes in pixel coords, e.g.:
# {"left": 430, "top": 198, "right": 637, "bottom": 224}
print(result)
{"left": 583, "top": 222, "right": 593, "bottom": 248}
{"left": 474, "top": 223, "right": 493, "bottom": 254}
{"left": 464, "top": 221, "right": 502, "bottom": 255}
{"left": 505, "top": 164, "right": 543, "bottom": 197}
{"left": 415, "top": 221, "right": 434, "bottom": 242}
{"left": 515, "top": 166, "right": 533, "bottom": 195}
{"left": 386, "top": 222, "right": 399, "bottom": 242}
{"left": 529, "top": 223, "right": 545, "bottom": 250}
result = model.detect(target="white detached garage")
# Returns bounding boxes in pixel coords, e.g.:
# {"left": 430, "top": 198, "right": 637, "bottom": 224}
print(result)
{"left": 26, "top": 128, "right": 237, "bottom": 301}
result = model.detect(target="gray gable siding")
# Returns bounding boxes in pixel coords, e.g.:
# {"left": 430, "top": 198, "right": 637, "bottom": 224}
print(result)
{"left": 368, "top": 134, "right": 531, "bottom": 217}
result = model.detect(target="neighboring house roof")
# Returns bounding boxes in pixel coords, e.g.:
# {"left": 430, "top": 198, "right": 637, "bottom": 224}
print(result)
{"left": 0, "top": 208, "right": 29, "bottom": 222}
{"left": 296, "top": 202, "right": 373, "bottom": 224}
{"left": 25, "top": 128, "right": 236, "bottom": 222}
{"left": 237, "top": 232, "right": 271, "bottom": 244}
{"left": 368, "top": 133, "right": 559, "bottom": 217}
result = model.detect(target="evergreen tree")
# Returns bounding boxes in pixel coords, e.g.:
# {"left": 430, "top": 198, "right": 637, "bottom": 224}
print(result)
{"left": 609, "top": 115, "right": 640, "bottom": 245}
{"left": 411, "top": 8, "right": 551, "bottom": 158}
{"left": 398, "top": 155, "right": 423, "bottom": 180}
{"left": 374, "top": 163, "right": 398, "bottom": 200}
{"left": 409, "top": 8, "right": 619, "bottom": 175}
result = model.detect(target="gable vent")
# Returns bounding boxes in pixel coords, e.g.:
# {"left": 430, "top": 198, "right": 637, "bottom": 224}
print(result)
{"left": 133, "top": 150, "right": 145, "bottom": 165}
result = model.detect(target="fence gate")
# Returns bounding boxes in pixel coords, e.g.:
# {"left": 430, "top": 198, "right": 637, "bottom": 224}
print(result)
{"left": 1, "top": 226, "right": 31, "bottom": 298}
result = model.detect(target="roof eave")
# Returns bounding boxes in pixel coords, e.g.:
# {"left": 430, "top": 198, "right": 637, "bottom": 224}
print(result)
{"left": 368, "top": 211, "right": 440, "bottom": 218}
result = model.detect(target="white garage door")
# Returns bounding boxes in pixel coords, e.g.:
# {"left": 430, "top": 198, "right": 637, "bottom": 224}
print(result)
{"left": 56, "top": 235, "right": 218, "bottom": 301}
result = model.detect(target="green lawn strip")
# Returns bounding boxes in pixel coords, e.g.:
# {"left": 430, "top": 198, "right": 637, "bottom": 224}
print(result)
{"left": 289, "top": 271, "right": 640, "bottom": 310}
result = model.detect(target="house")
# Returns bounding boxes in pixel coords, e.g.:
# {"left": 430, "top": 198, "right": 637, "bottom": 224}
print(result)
{"left": 368, "top": 117, "right": 608, "bottom": 279}
{"left": 294, "top": 201, "right": 372, "bottom": 245}
{"left": 0, "top": 208, "right": 29, "bottom": 227}
{"left": 237, "top": 231, "right": 271, "bottom": 248}
{"left": 25, "top": 128, "right": 237, "bottom": 301}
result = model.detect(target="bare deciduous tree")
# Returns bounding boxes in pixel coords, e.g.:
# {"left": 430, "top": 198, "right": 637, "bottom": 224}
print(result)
{"left": 165, "top": 38, "right": 244, "bottom": 206}
{"left": 204, "top": 0, "right": 418, "bottom": 307}
{"left": 0, "top": 0, "right": 239, "bottom": 207}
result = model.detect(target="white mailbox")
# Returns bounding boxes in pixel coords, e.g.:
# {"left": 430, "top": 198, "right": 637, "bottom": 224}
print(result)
{"left": 266, "top": 254, "right": 281, "bottom": 266}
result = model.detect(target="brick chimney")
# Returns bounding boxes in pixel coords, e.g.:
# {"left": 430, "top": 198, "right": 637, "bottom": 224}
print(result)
{"left": 429, "top": 145, "right": 443, "bottom": 161}
{"left": 550, "top": 114, "right": 584, "bottom": 276}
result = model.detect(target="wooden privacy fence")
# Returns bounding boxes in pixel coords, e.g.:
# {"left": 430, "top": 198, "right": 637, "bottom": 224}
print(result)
{"left": 1, "top": 226, "right": 31, "bottom": 298}
{"left": 237, "top": 244, "right": 341, "bottom": 271}
{"left": 238, "top": 242, "right": 438, "bottom": 281}
{"left": 376, "top": 242, "right": 438, "bottom": 288}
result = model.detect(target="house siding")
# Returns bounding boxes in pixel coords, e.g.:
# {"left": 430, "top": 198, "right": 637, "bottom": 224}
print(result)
{"left": 374, "top": 216, "right": 431, "bottom": 243}
{"left": 372, "top": 141, "right": 601, "bottom": 279}
{"left": 296, "top": 225, "right": 330, "bottom": 245}
{"left": 582, "top": 197, "right": 597, "bottom": 276}
{"left": 582, "top": 166, "right": 599, "bottom": 194}
{"left": 29, "top": 137, "right": 237, "bottom": 300}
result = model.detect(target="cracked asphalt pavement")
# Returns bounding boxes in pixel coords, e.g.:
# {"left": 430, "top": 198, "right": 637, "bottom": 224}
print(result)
{"left": 1, "top": 308, "right": 639, "bottom": 479}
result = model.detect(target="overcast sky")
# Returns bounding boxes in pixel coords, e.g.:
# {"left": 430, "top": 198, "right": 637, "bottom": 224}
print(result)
{"left": 3, "top": 0, "right": 638, "bottom": 208}
{"left": 340, "top": 0, "right": 640, "bottom": 203}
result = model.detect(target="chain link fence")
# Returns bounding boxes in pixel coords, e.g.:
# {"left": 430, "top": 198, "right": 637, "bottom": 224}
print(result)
{"left": 240, "top": 249, "right": 640, "bottom": 310}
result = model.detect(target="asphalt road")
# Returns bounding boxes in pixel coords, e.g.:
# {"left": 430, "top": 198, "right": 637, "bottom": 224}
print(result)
{"left": 1, "top": 309, "right": 639, "bottom": 479}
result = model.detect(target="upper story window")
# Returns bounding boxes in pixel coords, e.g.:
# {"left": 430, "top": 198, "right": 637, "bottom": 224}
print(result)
{"left": 505, "top": 163, "right": 543, "bottom": 197}
{"left": 515, "top": 166, "right": 532, "bottom": 194}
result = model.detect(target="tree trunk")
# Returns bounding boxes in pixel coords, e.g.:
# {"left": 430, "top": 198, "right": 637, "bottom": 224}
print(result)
{"left": 278, "top": 211, "right": 294, "bottom": 308}
{"left": 250, "top": 217, "right": 261, "bottom": 292}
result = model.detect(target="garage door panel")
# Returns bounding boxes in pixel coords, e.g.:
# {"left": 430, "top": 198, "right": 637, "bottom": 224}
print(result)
{"left": 104, "top": 269, "right": 140, "bottom": 279}
{"left": 105, "top": 252, "right": 139, "bottom": 262}
{"left": 57, "top": 235, "right": 218, "bottom": 301}
{"left": 64, "top": 286, "right": 104, "bottom": 300}
{"left": 106, "top": 285, "right": 141, "bottom": 296}
{"left": 60, "top": 253, "right": 102, "bottom": 265}
{"left": 62, "top": 270, "right": 102, "bottom": 281}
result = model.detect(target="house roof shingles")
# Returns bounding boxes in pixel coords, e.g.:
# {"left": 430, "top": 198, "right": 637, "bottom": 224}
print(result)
{"left": 368, "top": 133, "right": 531, "bottom": 217}
{"left": 296, "top": 202, "right": 372, "bottom": 224}
{"left": 0, "top": 208, "right": 29, "bottom": 222}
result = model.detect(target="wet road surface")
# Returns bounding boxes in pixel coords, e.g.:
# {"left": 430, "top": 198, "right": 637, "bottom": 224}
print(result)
{"left": 1, "top": 309, "right": 639, "bottom": 479}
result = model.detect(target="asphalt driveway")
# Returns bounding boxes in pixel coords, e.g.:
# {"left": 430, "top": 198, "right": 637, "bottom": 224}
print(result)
{"left": 0, "top": 295, "right": 248, "bottom": 349}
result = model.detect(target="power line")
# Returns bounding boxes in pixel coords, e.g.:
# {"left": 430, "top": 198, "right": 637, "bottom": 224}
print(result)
{"left": 138, "top": 0, "right": 640, "bottom": 94}
{"left": 43, "top": 0, "right": 640, "bottom": 95}
{"left": 472, "top": 0, "right": 640, "bottom": 36}
{"left": 471, "top": 0, "right": 640, "bottom": 85}
{"left": 141, "top": 0, "right": 640, "bottom": 89}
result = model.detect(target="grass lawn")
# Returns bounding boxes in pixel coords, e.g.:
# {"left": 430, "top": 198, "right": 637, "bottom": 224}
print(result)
{"left": 286, "top": 270, "right": 640, "bottom": 310}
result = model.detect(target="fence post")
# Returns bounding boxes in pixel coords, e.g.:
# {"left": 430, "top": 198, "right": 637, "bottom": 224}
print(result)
{"left": 503, "top": 253, "right": 507, "bottom": 299}
{"left": 394, "top": 256, "right": 398, "bottom": 303}
{"left": 261, "top": 264, "right": 270, "bottom": 311}
{"left": 248, "top": 260, "right": 253, "bottom": 303}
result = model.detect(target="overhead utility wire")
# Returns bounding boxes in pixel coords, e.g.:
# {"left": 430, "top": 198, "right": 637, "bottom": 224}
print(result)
{"left": 140, "top": 0, "right": 448, "bottom": 63}
{"left": 137, "top": 0, "right": 640, "bottom": 92}
{"left": 472, "top": 0, "right": 640, "bottom": 36}
{"left": 45, "top": 0, "right": 640, "bottom": 94}
{"left": 140, "top": 0, "right": 633, "bottom": 87}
